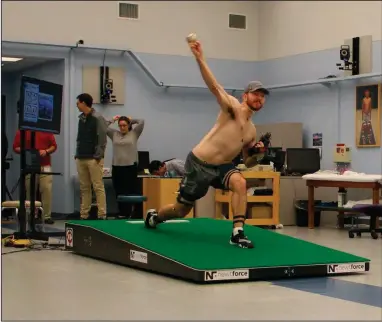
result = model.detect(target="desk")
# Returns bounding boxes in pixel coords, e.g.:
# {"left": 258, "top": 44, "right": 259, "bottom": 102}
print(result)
{"left": 215, "top": 171, "right": 280, "bottom": 226}
{"left": 142, "top": 177, "right": 194, "bottom": 219}
{"left": 304, "top": 174, "right": 382, "bottom": 229}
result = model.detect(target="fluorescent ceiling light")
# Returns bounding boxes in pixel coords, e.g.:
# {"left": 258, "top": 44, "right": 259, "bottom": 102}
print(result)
{"left": 2, "top": 57, "right": 23, "bottom": 62}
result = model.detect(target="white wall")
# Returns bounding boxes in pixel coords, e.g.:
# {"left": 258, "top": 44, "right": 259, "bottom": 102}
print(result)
{"left": 2, "top": 1, "right": 259, "bottom": 61}
{"left": 258, "top": 1, "right": 382, "bottom": 60}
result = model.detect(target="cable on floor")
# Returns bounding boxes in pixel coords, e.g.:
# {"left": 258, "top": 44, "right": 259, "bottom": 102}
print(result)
{"left": 1, "top": 235, "right": 65, "bottom": 255}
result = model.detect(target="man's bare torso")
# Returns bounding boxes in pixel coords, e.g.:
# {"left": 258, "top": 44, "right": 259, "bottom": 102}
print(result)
{"left": 192, "top": 95, "right": 256, "bottom": 165}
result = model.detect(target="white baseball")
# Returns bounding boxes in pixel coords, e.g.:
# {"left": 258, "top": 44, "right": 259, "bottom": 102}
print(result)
{"left": 186, "top": 33, "right": 197, "bottom": 43}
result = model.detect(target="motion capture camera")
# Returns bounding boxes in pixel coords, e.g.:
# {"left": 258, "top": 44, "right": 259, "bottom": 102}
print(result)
{"left": 101, "top": 79, "right": 117, "bottom": 104}
{"left": 105, "top": 80, "right": 113, "bottom": 91}
{"left": 340, "top": 45, "right": 350, "bottom": 61}
{"left": 100, "top": 66, "right": 117, "bottom": 104}
{"left": 336, "top": 45, "right": 353, "bottom": 71}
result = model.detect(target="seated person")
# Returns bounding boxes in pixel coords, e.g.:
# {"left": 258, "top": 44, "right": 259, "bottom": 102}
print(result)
{"left": 149, "top": 159, "right": 185, "bottom": 177}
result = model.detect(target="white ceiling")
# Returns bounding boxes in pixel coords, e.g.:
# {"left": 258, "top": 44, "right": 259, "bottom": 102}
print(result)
{"left": 1, "top": 56, "right": 61, "bottom": 74}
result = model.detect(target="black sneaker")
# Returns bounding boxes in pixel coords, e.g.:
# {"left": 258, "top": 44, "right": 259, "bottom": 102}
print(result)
{"left": 230, "top": 230, "right": 254, "bottom": 249}
{"left": 145, "top": 209, "right": 159, "bottom": 229}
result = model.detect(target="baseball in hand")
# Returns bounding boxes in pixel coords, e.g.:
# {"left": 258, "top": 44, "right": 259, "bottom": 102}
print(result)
{"left": 186, "top": 33, "right": 197, "bottom": 43}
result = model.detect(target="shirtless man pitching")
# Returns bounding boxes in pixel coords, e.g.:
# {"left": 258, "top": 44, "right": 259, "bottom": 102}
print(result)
{"left": 145, "top": 38, "right": 269, "bottom": 249}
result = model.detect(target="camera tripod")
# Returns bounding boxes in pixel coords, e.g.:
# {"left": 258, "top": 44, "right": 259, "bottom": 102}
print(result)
{"left": 2, "top": 130, "right": 13, "bottom": 201}
{"left": 2, "top": 168, "right": 12, "bottom": 201}
{"left": 2, "top": 157, "right": 17, "bottom": 201}
{"left": 1, "top": 130, "right": 65, "bottom": 243}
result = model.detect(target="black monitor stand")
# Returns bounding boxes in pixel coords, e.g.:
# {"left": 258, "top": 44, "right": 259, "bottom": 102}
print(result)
{"left": 1, "top": 130, "right": 65, "bottom": 242}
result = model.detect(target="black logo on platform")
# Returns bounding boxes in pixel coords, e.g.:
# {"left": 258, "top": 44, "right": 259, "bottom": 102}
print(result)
{"left": 205, "top": 271, "right": 217, "bottom": 280}
{"left": 204, "top": 270, "right": 249, "bottom": 281}
{"left": 83, "top": 236, "right": 92, "bottom": 247}
{"left": 284, "top": 267, "right": 295, "bottom": 276}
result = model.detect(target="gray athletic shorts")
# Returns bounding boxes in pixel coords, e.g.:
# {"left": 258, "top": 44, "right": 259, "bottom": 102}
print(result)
{"left": 177, "top": 152, "right": 240, "bottom": 206}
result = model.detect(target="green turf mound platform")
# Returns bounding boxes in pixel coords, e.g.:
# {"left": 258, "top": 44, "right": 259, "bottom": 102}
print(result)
{"left": 64, "top": 218, "right": 370, "bottom": 283}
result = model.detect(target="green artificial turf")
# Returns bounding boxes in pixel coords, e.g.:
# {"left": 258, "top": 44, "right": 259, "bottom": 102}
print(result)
{"left": 67, "top": 218, "right": 369, "bottom": 270}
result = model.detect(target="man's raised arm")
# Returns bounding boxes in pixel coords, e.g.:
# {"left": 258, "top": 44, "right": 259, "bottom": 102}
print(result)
{"left": 188, "top": 37, "right": 232, "bottom": 112}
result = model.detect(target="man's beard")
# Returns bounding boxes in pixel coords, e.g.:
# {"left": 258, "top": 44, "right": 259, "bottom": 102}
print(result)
{"left": 249, "top": 102, "right": 263, "bottom": 112}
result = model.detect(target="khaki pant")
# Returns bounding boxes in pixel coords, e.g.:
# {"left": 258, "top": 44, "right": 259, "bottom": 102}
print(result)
{"left": 25, "top": 166, "right": 53, "bottom": 219}
{"left": 76, "top": 158, "right": 106, "bottom": 218}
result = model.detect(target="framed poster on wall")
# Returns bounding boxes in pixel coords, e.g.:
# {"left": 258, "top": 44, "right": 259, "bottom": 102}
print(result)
{"left": 355, "top": 83, "right": 381, "bottom": 148}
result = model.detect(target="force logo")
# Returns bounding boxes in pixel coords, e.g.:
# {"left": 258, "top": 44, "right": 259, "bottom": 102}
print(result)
{"left": 327, "top": 263, "right": 366, "bottom": 274}
{"left": 204, "top": 269, "right": 249, "bottom": 281}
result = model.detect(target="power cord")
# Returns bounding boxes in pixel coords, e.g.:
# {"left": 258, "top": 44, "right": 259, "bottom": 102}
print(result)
{"left": 2, "top": 235, "right": 65, "bottom": 255}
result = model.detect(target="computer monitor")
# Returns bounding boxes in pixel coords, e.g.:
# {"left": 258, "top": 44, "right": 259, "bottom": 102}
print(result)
{"left": 286, "top": 148, "right": 321, "bottom": 175}
{"left": 138, "top": 151, "right": 150, "bottom": 172}
{"left": 18, "top": 76, "right": 63, "bottom": 134}
{"left": 273, "top": 149, "right": 286, "bottom": 172}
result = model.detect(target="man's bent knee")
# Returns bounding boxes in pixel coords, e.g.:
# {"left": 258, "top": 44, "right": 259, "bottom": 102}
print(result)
{"left": 228, "top": 173, "right": 247, "bottom": 195}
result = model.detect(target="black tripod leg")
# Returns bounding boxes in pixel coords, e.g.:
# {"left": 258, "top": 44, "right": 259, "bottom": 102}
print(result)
{"left": 5, "top": 186, "right": 12, "bottom": 200}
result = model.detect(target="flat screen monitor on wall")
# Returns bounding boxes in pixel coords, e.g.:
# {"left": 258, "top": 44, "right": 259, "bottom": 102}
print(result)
{"left": 18, "top": 76, "right": 63, "bottom": 134}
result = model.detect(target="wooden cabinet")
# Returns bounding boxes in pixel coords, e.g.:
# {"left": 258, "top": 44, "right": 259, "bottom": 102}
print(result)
{"left": 215, "top": 171, "right": 280, "bottom": 226}
{"left": 142, "top": 178, "right": 194, "bottom": 219}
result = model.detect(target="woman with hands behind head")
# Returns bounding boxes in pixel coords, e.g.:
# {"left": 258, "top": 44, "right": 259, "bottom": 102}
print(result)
{"left": 106, "top": 115, "right": 145, "bottom": 218}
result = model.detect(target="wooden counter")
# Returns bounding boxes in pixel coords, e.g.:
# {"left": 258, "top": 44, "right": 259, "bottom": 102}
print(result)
{"left": 215, "top": 171, "right": 280, "bottom": 226}
{"left": 142, "top": 177, "right": 194, "bottom": 219}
